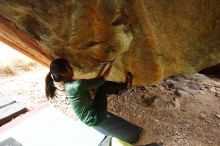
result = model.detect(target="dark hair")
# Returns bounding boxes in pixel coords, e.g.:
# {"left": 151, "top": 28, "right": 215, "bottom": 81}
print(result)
{"left": 45, "top": 58, "right": 70, "bottom": 99}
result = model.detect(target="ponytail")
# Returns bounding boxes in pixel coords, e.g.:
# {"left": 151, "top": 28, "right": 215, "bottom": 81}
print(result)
{"left": 45, "top": 72, "right": 57, "bottom": 99}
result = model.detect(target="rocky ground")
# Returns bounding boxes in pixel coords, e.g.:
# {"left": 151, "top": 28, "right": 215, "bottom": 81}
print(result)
{"left": 0, "top": 67, "right": 219, "bottom": 146}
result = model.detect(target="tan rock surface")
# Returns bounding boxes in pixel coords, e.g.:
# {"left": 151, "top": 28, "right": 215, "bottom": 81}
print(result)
{"left": 0, "top": 0, "right": 220, "bottom": 85}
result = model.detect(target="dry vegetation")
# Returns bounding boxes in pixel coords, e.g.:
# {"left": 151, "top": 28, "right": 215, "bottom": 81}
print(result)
{"left": 0, "top": 59, "right": 41, "bottom": 76}
{"left": 0, "top": 42, "right": 43, "bottom": 77}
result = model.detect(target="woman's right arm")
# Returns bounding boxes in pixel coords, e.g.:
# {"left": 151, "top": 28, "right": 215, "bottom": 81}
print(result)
{"left": 67, "top": 62, "right": 112, "bottom": 92}
{"left": 77, "top": 77, "right": 106, "bottom": 91}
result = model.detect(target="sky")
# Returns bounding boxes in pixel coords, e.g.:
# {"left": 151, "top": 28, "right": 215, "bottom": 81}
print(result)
{"left": 0, "top": 41, "right": 29, "bottom": 61}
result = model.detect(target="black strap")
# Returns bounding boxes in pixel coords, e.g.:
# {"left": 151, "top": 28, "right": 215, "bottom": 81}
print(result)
{"left": 98, "top": 136, "right": 112, "bottom": 146}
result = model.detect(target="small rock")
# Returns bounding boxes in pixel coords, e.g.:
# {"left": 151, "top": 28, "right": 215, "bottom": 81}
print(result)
{"left": 140, "top": 95, "right": 145, "bottom": 99}
{"left": 209, "top": 87, "right": 216, "bottom": 92}
{"left": 215, "top": 93, "right": 220, "bottom": 97}
{"left": 215, "top": 114, "right": 220, "bottom": 119}
{"left": 200, "top": 113, "right": 206, "bottom": 118}
{"left": 151, "top": 84, "right": 158, "bottom": 88}
{"left": 165, "top": 79, "right": 176, "bottom": 88}
{"left": 191, "top": 73, "right": 208, "bottom": 82}
{"left": 139, "top": 86, "right": 146, "bottom": 91}
{"left": 173, "top": 97, "right": 181, "bottom": 109}
{"left": 170, "top": 75, "right": 184, "bottom": 82}
{"left": 174, "top": 90, "right": 189, "bottom": 97}
{"left": 159, "top": 86, "right": 165, "bottom": 91}
{"left": 214, "top": 85, "right": 220, "bottom": 89}
{"left": 143, "top": 95, "right": 159, "bottom": 107}
{"left": 199, "top": 91, "right": 206, "bottom": 95}
{"left": 181, "top": 108, "right": 186, "bottom": 112}
{"left": 154, "top": 119, "right": 159, "bottom": 122}
{"left": 187, "top": 82, "right": 201, "bottom": 90}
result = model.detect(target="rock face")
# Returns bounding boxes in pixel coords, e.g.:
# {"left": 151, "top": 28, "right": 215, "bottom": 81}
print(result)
{"left": 0, "top": 0, "right": 220, "bottom": 85}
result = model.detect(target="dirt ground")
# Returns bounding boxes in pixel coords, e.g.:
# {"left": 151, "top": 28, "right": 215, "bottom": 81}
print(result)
{"left": 0, "top": 67, "right": 219, "bottom": 146}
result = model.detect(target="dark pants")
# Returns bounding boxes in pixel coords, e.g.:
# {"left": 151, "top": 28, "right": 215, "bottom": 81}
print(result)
{"left": 93, "top": 81, "right": 143, "bottom": 144}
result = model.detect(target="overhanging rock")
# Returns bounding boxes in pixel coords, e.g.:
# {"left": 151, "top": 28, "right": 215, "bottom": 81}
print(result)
{"left": 0, "top": 0, "right": 220, "bottom": 85}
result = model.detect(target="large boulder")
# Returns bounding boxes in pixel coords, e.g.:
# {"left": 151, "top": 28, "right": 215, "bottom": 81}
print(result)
{"left": 0, "top": 0, "right": 220, "bottom": 85}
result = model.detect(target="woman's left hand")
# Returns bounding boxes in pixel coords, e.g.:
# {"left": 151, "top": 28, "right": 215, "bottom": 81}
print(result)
{"left": 102, "top": 61, "right": 113, "bottom": 78}
{"left": 97, "top": 60, "right": 114, "bottom": 78}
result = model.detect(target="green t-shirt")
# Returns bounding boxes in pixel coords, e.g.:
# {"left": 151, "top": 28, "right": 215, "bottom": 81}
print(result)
{"left": 64, "top": 77, "right": 105, "bottom": 126}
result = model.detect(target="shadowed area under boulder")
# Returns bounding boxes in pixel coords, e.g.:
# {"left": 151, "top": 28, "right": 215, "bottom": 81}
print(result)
{"left": 199, "top": 63, "right": 220, "bottom": 78}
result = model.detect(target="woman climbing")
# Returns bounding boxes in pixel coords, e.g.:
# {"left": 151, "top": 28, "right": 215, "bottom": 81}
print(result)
{"left": 45, "top": 58, "right": 142, "bottom": 144}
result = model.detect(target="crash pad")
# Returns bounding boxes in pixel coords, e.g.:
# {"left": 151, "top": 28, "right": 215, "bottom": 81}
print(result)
{"left": 0, "top": 98, "right": 27, "bottom": 126}
{"left": 0, "top": 137, "right": 23, "bottom": 146}
{"left": 0, "top": 103, "right": 105, "bottom": 146}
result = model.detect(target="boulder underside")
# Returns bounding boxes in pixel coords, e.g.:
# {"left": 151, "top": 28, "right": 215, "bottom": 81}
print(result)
{"left": 0, "top": 0, "right": 220, "bottom": 85}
